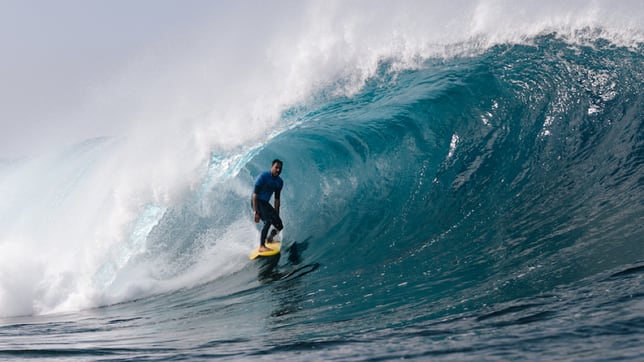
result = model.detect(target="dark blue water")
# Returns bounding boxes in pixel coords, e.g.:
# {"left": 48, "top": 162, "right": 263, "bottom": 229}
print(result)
{"left": 1, "top": 30, "right": 643, "bottom": 361}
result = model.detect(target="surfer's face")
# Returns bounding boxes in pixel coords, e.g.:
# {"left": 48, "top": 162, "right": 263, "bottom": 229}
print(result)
{"left": 271, "top": 162, "right": 282, "bottom": 177}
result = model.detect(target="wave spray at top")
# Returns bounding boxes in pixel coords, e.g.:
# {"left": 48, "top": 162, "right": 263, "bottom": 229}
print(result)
{"left": 0, "top": 0, "right": 642, "bottom": 317}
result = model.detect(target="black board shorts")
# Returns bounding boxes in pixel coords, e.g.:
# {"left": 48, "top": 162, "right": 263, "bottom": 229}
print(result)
{"left": 252, "top": 199, "right": 283, "bottom": 229}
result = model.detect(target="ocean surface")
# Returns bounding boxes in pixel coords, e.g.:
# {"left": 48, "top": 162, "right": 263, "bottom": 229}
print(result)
{"left": 1, "top": 1, "right": 643, "bottom": 360}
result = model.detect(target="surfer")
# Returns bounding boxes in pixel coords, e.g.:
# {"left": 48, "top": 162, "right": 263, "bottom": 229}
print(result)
{"left": 252, "top": 159, "right": 284, "bottom": 252}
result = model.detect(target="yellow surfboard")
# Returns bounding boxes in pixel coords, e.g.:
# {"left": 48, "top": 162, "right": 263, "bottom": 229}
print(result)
{"left": 249, "top": 241, "right": 281, "bottom": 260}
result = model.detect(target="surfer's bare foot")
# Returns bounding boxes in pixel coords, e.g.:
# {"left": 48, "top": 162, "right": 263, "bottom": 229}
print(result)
{"left": 259, "top": 245, "right": 273, "bottom": 252}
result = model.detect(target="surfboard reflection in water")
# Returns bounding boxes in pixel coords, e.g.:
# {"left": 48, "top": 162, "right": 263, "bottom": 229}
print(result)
{"left": 257, "top": 240, "right": 319, "bottom": 283}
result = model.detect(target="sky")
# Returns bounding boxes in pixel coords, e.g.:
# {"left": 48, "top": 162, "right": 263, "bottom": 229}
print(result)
{"left": 0, "top": 0, "right": 220, "bottom": 158}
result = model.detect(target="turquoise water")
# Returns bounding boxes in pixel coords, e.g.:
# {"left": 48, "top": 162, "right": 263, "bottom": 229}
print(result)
{"left": 1, "top": 3, "right": 643, "bottom": 361}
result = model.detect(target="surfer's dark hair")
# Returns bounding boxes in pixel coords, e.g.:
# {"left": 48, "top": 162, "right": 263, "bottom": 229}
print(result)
{"left": 272, "top": 159, "right": 283, "bottom": 166}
